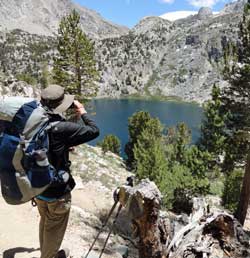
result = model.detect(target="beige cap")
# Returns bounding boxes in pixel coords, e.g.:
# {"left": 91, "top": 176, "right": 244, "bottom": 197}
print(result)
{"left": 41, "top": 84, "right": 74, "bottom": 114}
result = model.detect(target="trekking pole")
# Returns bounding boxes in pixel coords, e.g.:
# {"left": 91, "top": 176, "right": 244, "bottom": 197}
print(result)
{"left": 84, "top": 176, "right": 134, "bottom": 258}
{"left": 98, "top": 203, "right": 123, "bottom": 258}
{"left": 98, "top": 176, "right": 134, "bottom": 258}
{"left": 84, "top": 200, "right": 119, "bottom": 258}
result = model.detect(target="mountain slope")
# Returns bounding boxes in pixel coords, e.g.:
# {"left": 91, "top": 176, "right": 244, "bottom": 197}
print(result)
{"left": 0, "top": 0, "right": 128, "bottom": 38}
{"left": 0, "top": 0, "right": 247, "bottom": 103}
{"left": 95, "top": 2, "right": 244, "bottom": 102}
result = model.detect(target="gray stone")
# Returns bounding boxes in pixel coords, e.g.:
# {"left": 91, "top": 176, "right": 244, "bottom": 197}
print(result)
{"left": 197, "top": 7, "right": 213, "bottom": 20}
{"left": 115, "top": 244, "right": 129, "bottom": 258}
{"left": 81, "top": 251, "right": 99, "bottom": 258}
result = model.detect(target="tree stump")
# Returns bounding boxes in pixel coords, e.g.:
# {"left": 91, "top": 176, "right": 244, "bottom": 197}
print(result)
{"left": 119, "top": 179, "right": 168, "bottom": 258}
{"left": 118, "top": 180, "right": 250, "bottom": 258}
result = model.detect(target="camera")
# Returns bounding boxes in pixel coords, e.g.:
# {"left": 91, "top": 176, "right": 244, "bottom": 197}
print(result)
{"left": 69, "top": 102, "right": 75, "bottom": 109}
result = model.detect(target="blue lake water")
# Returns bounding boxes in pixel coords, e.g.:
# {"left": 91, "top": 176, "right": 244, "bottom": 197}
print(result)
{"left": 88, "top": 99, "right": 204, "bottom": 157}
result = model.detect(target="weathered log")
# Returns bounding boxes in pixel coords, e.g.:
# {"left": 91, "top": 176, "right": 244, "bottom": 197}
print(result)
{"left": 167, "top": 211, "right": 250, "bottom": 258}
{"left": 119, "top": 179, "right": 168, "bottom": 258}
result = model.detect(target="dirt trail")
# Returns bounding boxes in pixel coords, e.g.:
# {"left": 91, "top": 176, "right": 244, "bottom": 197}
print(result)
{"left": 0, "top": 146, "right": 130, "bottom": 258}
{"left": 0, "top": 197, "right": 40, "bottom": 258}
{"left": 0, "top": 187, "right": 119, "bottom": 258}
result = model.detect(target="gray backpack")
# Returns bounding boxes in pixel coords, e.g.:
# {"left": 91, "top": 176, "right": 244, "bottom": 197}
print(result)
{"left": 0, "top": 96, "right": 56, "bottom": 205}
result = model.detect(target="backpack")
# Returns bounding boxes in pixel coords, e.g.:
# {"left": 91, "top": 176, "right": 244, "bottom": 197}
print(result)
{"left": 0, "top": 96, "right": 56, "bottom": 205}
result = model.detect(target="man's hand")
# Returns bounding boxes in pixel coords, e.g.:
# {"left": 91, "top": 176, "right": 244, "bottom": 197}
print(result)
{"left": 113, "top": 187, "right": 120, "bottom": 203}
{"left": 113, "top": 187, "right": 130, "bottom": 207}
{"left": 73, "top": 100, "right": 87, "bottom": 117}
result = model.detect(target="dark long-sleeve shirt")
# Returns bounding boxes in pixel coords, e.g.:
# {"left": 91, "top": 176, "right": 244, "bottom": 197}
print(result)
{"left": 40, "top": 113, "right": 99, "bottom": 198}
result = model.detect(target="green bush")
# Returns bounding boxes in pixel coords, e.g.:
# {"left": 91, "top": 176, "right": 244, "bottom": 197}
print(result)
{"left": 159, "top": 163, "right": 209, "bottom": 211}
{"left": 98, "top": 135, "right": 121, "bottom": 155}
{"left": 222, "top": 169, "right": 244, "bottom": 213}
{"left": 133, "top": 121, "right": 210, "bottom": 211}
{"left": 209, "top": 169, "right": 225, "bottom": 196}
{"left": 159, "top": 164, "right": 194, "bottom": 210}
{"left": 16, "top": 73, "right": 37, "bottom": 85}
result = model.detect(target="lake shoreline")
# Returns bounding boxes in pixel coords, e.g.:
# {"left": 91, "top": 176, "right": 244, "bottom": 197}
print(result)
{"left": 94, "top": 94, "right": 202, "bottom": 106}
{"left": 89, "top": 99, "right": 204, "bottom": 157}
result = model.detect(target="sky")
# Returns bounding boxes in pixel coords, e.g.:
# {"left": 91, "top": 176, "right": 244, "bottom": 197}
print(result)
{"left": 74, "top": 0, "right": 234, "bottom": 28}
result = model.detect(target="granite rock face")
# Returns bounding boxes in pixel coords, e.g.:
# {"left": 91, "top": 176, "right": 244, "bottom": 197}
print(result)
{"left": 95, "top": 2, "right": 243, "bottom": 103}
{"left": 197, "top": 7, "right": 213, "bottom": 20}
{"left": 0, "top": 0, "right": 128, "bottom": 39}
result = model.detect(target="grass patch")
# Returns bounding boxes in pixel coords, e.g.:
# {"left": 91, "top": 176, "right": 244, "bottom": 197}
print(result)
{"left": 210, "top": 178, "right": 225, "bottom": 197}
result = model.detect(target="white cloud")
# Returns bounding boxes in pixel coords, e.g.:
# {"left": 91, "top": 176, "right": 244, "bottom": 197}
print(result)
{"left": 160, "top": 11, "right": 197, "bottom": 21}
{"left": 187, "top": 0, "right": 221, "bottom": 8}
{"left": 159, "top": 0, "right": 175, "bottom": 4}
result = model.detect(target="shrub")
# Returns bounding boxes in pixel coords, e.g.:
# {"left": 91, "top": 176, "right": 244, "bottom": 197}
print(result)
{"left": 159, "top": 163, "right": 209, "bottom": 211}
{"left": 98, "top": 135, "right": 121, "bottom": 155}
{"left": 16, "top": 73, "right": 37, "bottom": 85}
{"left": 222, "top": 169, "right": 244, "bottom": 213}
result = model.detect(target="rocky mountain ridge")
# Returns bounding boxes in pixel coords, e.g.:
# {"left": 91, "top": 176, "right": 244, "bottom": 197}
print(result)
{"left": 0, "top": 0, "right": 128, "bottom": 39}
{"left": 0, "top": 0, "right": 247, "bottom": 103}
{"left": 95, "top": 2, "right": 245, "bottom": 103}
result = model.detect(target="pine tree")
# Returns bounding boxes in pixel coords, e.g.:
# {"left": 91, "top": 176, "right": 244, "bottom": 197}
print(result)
{"left": 221, "top": 2, "right": 250, "bottom": 171}
{"left": 134, "top": 129, "right": 167, "bottom": 182}
{"left": 40, "top": 63, "right": 49, "bottom": 88}
{"left": 221, "top": 1, "right": 250, "bottom": 225}
{"left": 174, "top": 123, "right": 191, "bottom": 164}
{"left": 53, "top": 10, "right": 98, "bottom": 97}
{"left": 125, "top": 111, "right": 162, "bottom": 169}
{"left": 199, "top": 84, "right": 228, "bottom": 165}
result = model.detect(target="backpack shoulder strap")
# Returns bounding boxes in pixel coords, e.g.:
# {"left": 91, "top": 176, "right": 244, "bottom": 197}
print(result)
{"left": 45, "top": 121, "right": 60, "bottom": 132}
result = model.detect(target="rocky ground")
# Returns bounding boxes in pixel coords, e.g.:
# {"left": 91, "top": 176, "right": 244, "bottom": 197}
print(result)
{"left": 0, "top": 145, "right": 134, "bottom": 258}
{"left": 1, "top": 146, "right": 250, "bottom": 258}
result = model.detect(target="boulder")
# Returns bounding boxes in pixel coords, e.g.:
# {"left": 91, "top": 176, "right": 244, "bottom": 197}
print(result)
{"left": 197, "top": 7, "right": 213, "bottom": 20}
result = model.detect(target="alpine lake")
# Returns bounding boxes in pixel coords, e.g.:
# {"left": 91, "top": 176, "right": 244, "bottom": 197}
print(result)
{"left": 87, "top": 98, "right": 204, "bottom": 157}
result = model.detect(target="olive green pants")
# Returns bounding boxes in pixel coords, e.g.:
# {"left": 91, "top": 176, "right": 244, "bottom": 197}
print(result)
{"left": 36, "top": 193, "right": 71, "bottom": 258}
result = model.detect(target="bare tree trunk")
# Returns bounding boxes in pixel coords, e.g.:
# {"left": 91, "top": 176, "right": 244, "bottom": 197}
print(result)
{"left": 135, "top": 198, "right": 167, "bottom": 258}
{"left": 119, "top": 179, "right": 167, "bottom": 258}
{"left": 236, "top": 152, "right": 250, "bottom": 227}
{"left": 75, "top": 49, "right": 82, "bottom": 96}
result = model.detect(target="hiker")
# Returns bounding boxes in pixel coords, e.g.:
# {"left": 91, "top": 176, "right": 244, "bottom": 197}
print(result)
{"left": 35, "top": 85, "right": 100, "bottom": 258}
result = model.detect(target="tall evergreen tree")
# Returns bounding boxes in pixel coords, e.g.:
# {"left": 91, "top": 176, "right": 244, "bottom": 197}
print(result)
{"left": 221, "top": 1, "right": 250, "bottom": 226}
{"left": 221, "top": 2, "right": 250, "bottom": 171}
{"left": 174, "top": 123, "right": 191, "bottom": 164}
{"left": 134, "top": 129, "right": 168, "bottom": 182}
{"left": 125, "top": 111, "right": 162, "bottom": 169}
{"left": 199, "top": 84, "right": 228, "bottom": 165}
{"left": 53, "top": 10, "right": 98, "bottom": 97}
